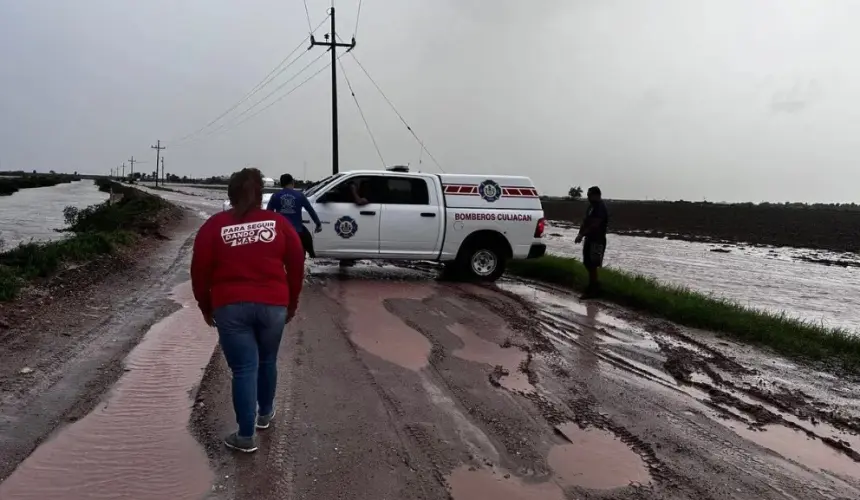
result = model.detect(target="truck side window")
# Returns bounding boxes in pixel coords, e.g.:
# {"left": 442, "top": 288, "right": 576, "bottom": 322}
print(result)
{"left": 385, "top": 178, "right": 429, "bottom": 205}
{"left": 322, "top": 176, "right": 381, "bottom": 203}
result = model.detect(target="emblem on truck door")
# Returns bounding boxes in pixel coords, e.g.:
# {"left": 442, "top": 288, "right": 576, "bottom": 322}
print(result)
{"left": 334, "top": 216, "right": 358, "bottom": 239}
{"left": 478, "top": 179, "right": 502, "bottom": 202}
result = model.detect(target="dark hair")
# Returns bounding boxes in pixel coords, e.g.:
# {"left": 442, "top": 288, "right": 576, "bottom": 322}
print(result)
{"left": 228, "top": 168, "right": 264, "bottom": 217}
{"left": 587, "top": 186, "right": 601, "bottom": 197}
{"left": 280, "top": 173, "right": 294, "bottom": 187}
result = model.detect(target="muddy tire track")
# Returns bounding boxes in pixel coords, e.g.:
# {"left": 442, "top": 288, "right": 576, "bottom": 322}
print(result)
{"left": 661, "top": 342, "right": 860, "bottom": 463}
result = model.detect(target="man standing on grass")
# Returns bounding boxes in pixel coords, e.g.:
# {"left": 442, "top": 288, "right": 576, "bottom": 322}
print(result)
{"left": 575, "top": 186, "right": 609, "bottom": 299}
{"left": 267, "top": 174, "right": 322, "bottom": 258}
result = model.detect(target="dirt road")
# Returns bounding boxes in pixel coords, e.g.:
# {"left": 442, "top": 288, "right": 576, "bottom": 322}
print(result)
{"left": 1, "top": 186, "right": 859, "bottom": 499}
{"left": 191, "top": 263, "right": 860, "bottom": 500}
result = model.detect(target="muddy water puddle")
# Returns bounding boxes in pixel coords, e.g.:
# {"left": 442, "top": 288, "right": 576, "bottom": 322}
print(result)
{"left": 549, "top": 423, "right": 652, "bottom": 489}
{"left": 328, "top": 281, "right": 433, "bottom": 370}
{"left": 504, "top": 279, "right": 860, "bottom": 483}
{"left": 637, "top": 370, "right": 860, "bottom": 482}
{"left": 689, "top": 371, "right": 860, "bottom": 450}
{"left": 0, "top": 282, "right": 215, "bottom": 499}
{"left": 448, "top": 423, "right": 650, "bottom": 499}
{"left": 450, "top": 323, "right": 533, "bottom": 393}
{"left": 728, "top": 423, "right": 860, "bottom": 481}
{"left": 448, "top": 465, "right": 565, "bottom": 500}
{"left": 499, "top": 281, "right": 659, "bottom": 349}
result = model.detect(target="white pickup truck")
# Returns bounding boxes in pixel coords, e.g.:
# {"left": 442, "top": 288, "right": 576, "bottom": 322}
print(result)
{"left": 224, "top": 169, "right": 546, "bottom": 281}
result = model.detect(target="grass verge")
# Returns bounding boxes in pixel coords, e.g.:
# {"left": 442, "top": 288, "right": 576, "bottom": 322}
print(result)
{"left": 507, "top": 255, "right": 860, "bottom": 374}
{"left": 0, "top": 181, "right": 176, "bottom": 301}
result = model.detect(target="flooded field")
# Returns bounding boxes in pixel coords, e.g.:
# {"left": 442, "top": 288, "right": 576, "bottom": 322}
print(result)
{"left": 3, "top": 186, "right": 860, "bottom": 499}
{"left": 545, "top": 223, "right": 860, "bottom": 332}
{"left": 0, "top": 181, "right": 107, "bottom": 247}
{"left": 2, "top": 183, "right": 858, "bottom": 333}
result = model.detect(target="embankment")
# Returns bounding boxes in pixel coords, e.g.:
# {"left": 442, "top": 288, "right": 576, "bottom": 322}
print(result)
{"left": 0, "top": 172, "right": 82, "bottom": 196}
{"left": 542, "top": 199, "right": 860, "bottom": 253}
{"left": 0, "top": 180, "right": 181, "bottom": 301}
{"left": 507, "top": 256, "right": 860, "bottom": 375}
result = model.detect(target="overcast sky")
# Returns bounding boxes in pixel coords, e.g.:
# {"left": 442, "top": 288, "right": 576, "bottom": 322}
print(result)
{"left": 1, "top": 0, "right": 858, "bottom": 202}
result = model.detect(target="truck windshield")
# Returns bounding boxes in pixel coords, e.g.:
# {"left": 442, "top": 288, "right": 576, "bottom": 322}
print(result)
{"left": 303, "top": 173, "right": 344, "bottom": 197}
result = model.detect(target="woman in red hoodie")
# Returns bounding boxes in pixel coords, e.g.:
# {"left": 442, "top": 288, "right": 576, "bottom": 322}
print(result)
{"left": 191, "top": 167, "right": 305, "bottom": 453}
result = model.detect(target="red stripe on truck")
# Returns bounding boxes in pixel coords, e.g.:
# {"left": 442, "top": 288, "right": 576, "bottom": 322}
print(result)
{"left": 443, "top": 184, "right": 479, "bottom": 195}
{"left": 443, "top": 184, "right": 538, "bottom": 197}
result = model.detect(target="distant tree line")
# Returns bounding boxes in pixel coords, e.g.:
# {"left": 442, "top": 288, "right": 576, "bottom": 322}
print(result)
{"left": 0, "top": 171, "right": 82, "bottom": 196}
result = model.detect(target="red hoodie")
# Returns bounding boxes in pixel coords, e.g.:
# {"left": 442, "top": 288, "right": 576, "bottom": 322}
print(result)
{"left": 191, "top": 208, "right": 305, "bottom": 315}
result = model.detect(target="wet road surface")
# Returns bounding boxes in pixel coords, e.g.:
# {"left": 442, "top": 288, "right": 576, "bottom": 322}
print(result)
{"left": 189, "top": 263, "right": 860, "bottom": 500}
{"left": 2, "top": 189, "right": 859, "bottom": 499}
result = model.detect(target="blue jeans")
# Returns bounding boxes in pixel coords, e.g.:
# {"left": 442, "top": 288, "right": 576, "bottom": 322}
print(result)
{"left": 214, "top": 303, "right": 288, "bottom": 438}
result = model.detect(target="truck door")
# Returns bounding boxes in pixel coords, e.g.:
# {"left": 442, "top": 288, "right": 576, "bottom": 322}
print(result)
{"left": 310, "top": 175, "right": 383, "bottom": 258}
{"left": 378, "top": 176, "right": 443, "bottom": 259}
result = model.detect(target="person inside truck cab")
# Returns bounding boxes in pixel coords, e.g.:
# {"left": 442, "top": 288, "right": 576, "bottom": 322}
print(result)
{"left": 348, "top": 180, "right": 369, "bottom": 206}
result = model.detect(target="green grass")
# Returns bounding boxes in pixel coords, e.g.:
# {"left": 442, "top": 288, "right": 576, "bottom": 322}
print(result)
{"left": 0, "top": 181, "right": 173, "bottom": 301}
{"left": 507, "top": 255, "right": 860, "bottom": 373}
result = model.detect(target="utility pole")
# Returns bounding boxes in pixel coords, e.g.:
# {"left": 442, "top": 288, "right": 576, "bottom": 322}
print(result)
{"left": 121, "top": 162, "right": 126, "bottom": 180}
{"left": 150, "top": 140, "right": 166, "bottom": 187}
{"left": 310, "top": 7, "right": 356, "bottom": 175}
{"left": 160, "top": 156, "right": 165, "bottom": 185}
{"left": 129, "top": 156, "right": 137, "bottom": 180}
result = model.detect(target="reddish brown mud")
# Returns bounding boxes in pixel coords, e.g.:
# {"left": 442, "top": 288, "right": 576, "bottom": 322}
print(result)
{"left": 189, "top": 264, "right": 860, "bottom": 499}
{"left": 0, "top": 282, "right": 215, "bottom": 499}
{"left": 0, "top": 214, "right": 200, "bottom": 484}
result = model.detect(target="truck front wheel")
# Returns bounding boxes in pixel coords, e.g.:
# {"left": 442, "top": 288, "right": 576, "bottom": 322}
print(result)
{"left": 459, "top": 245, "right": 507, "bottom": 282}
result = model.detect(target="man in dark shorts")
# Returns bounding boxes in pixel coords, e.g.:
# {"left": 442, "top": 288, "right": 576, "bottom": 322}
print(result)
{"left": 266, "top": 174, "right": 322, "bottom": 258}
{"left": 575, "top": 186, "right": 609, "bottom": 299}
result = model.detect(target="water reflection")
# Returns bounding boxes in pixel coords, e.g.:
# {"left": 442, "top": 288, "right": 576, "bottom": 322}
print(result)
{"left": 545, "top": 223, "right": 860, "bottom": 332}
{"left": 0, "top": 181, "right": 108, "bottom": 247}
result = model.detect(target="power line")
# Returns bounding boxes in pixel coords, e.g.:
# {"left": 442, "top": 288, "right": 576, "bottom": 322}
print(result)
{"left": 354, "top": 0, "right": 364, "bottom": 37}
{"left": 346, "top": 52, "right": 445, "bottom": 172}
{"left": 169, "top": 14, "right": 330, "bottom": 146}
{"left": 338, "top": 57, "right": 385, "bottom": 168}
{"left": 177, "top": 51, "right": 330, "bottom": 147}
{"left": 302, "top": 0, "right": 314, "bottom": 33}
{"left": 193, "top": 56, "right": 339, "bottom": 142}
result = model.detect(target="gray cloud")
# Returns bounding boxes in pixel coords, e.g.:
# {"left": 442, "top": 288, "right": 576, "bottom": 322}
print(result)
{"left": 1, "top": 0, "right": 858, "bottom": 203}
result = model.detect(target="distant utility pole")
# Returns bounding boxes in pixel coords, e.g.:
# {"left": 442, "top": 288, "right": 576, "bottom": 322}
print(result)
{"left": 129, "top": 156, "right": 137, "bottom": 179}
{"left": 160, "top": 156, "right": 165, "bottom": 185}
{"left": 310, "top": 7, "right": 356, "bottom": 175}
{"left": 151, "top": 140, "right": 166, "bottom": 186}
{"left": 121, "top": 162, "right": 126, "bottom": 179}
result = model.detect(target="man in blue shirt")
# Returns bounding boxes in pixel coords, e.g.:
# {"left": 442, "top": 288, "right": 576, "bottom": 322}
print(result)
{"left": 266, "top": 173, "right": 322, "bottom": 257}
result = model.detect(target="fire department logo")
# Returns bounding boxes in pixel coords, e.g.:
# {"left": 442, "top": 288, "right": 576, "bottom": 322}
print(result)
{"left": 280, "top": 194, "right": 296, "bottom": 210}
{"left": 478, "top": 179, "right": 501, "bottom": 203}
{"left": 334, "top": 216, "right": 358, "bottom": 239}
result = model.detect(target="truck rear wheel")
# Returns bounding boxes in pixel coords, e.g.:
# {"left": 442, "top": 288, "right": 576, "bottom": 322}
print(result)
{"left": 459, "top": 245, "right": 507, "bottom": 282}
